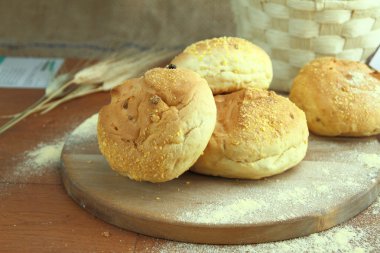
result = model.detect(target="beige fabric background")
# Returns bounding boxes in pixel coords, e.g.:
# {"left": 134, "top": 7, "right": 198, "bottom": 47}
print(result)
{"left": 0, "top": 0, "right": 235, "bottom": 58}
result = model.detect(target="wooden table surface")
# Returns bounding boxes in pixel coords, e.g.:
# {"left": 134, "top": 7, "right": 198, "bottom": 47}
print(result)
{"left": 0, "top": 71, "right": 379, "bottom": 252}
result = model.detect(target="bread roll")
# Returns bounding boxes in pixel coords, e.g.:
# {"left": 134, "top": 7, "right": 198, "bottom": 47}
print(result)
{"left": 289, "top": 57, "right": 380, "bottom": 137}
{"left": 171, "top": 37, "right": 273, "bottom": 94}
{"left": 192, "top": 88, "right": 309, "bottom": 179}
{"left": 98, "top": 67, "right": 217, "bottom": 183}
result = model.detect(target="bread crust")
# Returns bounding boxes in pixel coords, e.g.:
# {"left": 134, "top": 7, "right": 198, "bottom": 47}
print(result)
{"left": 192, "top": 88, "right": 309, "bottom": 179}
{"left": 171, "top": 37, "right": 273, "bottom": 94}
{"left": 98, "top": 67, "right": 217, "bottom": 182}
{"left": 290, "top": 57, "right": 380, "bottom": 137}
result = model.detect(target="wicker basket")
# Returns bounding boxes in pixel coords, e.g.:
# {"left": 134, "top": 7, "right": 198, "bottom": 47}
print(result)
{"left": 231, "top": 0, "right": 380, "bottom": 92}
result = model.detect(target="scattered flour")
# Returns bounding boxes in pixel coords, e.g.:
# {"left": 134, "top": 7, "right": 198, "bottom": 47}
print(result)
{"left": 154, "top": 225, "right": 374, "bottom": 253}
{"left": 12, "top": 114, "right": 98, "bottom": 179}
{"left": 13, "top": 137, "right": 66, "bottom": 178}
{"left": 180, "top": 199, "right": 268, "bottom": 224}
{"left": 371, "top": 196, "right": 380, "bottom": 215}
{"left": 156, "top": 136, "right": 380, "bottom": 251}
{"left": 174, "top": 158, "right": 377, "bottom": 224}
{"left": 358, "top": 153, "right": 380, "bottom": 168}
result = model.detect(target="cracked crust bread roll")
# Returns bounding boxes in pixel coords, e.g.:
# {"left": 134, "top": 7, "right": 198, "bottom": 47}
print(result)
{"left": 289, "top": 57, "right": 380, "bottom": 137}
{"left": 192, "top": 88, "right": 309, "bottom": 179}
{"left": 98, "top": 67, "right": 217, "bottom": 183}
{"left": 171, "top": 37, "right": 273, "bottom": 95}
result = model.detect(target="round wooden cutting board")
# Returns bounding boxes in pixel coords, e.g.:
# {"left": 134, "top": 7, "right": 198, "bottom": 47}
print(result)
{"left": 60, "top": 115, "right": 380, "bottom": 244}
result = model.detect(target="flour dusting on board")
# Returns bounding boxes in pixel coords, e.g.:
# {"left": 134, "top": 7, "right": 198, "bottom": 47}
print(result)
{"left": 358, "top": 153, "right": 380, "bottom": 168}
{"left": 167, "top": 135, "right": 380, "bottom": 225}
{"left": 180, "top": 198, "right": 268, "bottom": 224}
{"left": 175, "top": 160, "right": 379, "bottom": 224}
{"left": 154, "top": 225, "right": 376, "bottom": 253}
{"left": 159, "top": 135, "right": 380, "bottom": 250}
{"left": 154, "top": 196, "right": 380, "bottom": 253}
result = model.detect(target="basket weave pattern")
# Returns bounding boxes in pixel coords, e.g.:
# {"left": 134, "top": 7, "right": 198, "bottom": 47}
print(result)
{"left": 232, "top": 0, "right": 380, "bottom": 91}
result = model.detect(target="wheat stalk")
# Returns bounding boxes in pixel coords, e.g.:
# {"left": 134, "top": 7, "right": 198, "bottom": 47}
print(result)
{"left": 39, "top": 48, "right": 177, "bottom": 113}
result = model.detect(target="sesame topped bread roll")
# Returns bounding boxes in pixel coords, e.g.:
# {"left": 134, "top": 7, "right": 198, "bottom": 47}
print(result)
{"left": 290, "top": 57, "right": 380, "bottom": 137}
{"left": 171, "top": 37, "right": 273, "bottom": 94}
{"left": 192, "top": 88, "right": 309, "bottom": 179}
{"left": 98, "top": 67, "right": 217, "bottom": 183}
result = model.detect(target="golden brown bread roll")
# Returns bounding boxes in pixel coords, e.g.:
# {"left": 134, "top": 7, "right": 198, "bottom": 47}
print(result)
{"left": 192, "top": 88, "right": 309, "bottom": 179}
{"left": 289, "top": 57, "right": 380, "bottom": 137}
{"left": 171, "top": 37, "right": 273, "bottom": 94}
{"left": 98, "top": 67, "right": 217, "bottom": 183}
